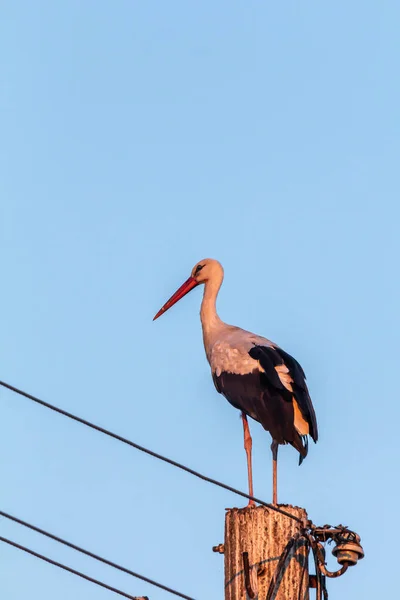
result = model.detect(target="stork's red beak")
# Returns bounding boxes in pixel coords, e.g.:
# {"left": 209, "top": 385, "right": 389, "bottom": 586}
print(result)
{"left": 153, "top": 276, "right": 199, "bottom": 321}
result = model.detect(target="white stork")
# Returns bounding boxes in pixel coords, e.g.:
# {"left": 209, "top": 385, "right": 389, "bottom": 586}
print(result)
{"left": 153, "top": 258, "right": 318, "bottom": 505}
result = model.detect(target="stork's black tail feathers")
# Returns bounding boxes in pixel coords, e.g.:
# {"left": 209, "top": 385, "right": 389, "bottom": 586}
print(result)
{"left": 288, "top": 431, "right": 309, "bottom": 465}
{"left": 298, "top": 435, "right": 308, "bottom": 465}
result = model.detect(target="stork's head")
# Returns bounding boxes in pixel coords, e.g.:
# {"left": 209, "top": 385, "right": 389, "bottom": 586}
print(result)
{"left": 190, "top": 258, "right": 224, "bottom": 284}
{"left": 153, "top": 258, "right": 223, "bottom": 321}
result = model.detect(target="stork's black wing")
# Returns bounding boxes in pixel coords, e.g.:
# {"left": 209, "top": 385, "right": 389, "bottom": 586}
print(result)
{"left": 212, "top": 343, "right": 318, "bottom": 463}
{"left": 249, "top": 345, "right": 318, "bottom": 443}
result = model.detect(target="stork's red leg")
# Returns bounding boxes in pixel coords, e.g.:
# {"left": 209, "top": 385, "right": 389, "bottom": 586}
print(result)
{"left": 241, "top": 413, "right": 255, "bottom": 507}
{"left": 271, "top": 440, "right": 278, "bottom": 505}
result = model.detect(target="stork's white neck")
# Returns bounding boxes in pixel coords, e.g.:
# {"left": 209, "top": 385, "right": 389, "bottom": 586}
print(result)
{"left": 200, "top": 277, "right": 224, "bottom": 357}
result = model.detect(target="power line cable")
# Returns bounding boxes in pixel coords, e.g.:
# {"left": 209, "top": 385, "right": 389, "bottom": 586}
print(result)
{"left": 0, "top": 535, "right": 148, "bottom": 600}
{"left": 0, "top": 380, "right": 301, "bottom": 523}
{"left": 0, "top": 510, "right": 194, "bottom": 600}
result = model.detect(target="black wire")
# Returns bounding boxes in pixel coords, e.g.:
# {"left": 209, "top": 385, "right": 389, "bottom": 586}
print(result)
{"left": 0, "top": 510, "right": 194, "bottom": 600}
{"left": 0, "top": 536, "right": 148, "bottom": 600}
{"left": 265, "top": 533, "right": 302, "bottom": 600}
{"left": 0, "top": 380, "right": 301, "bottom": 523}
{"left": 297, "top": 538, "right": 310, "bottom": 600}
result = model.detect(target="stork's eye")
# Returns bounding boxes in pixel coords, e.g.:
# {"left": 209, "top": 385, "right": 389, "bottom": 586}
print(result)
{"left": 195, "top": 264, "right": 204, "bottom": 275}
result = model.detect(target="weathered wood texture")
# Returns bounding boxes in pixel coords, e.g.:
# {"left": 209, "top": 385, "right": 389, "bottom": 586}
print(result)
{"left": 224, "top": 505, "right": 309, "bottom": 600}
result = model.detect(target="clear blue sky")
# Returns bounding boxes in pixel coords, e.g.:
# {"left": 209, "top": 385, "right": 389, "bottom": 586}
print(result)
{"left": 1, "top": 2, "right": 398, "bottom": 599}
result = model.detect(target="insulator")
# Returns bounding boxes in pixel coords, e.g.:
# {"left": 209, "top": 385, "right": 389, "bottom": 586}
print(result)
{"left": 332, "top": 533, "right": 364, "bottom": 566}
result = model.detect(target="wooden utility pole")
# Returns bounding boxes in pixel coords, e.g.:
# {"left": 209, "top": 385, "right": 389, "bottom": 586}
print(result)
{"left": 215, "top": 505, "right": 308, "bottom": 600}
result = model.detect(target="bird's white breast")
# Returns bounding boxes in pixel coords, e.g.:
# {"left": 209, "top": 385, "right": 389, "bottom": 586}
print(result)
{"left": 208, "top": 327, "right": 274, "bottom": 377}
{"left": 211, "top": 342, "right": 259, "bottom": 376}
